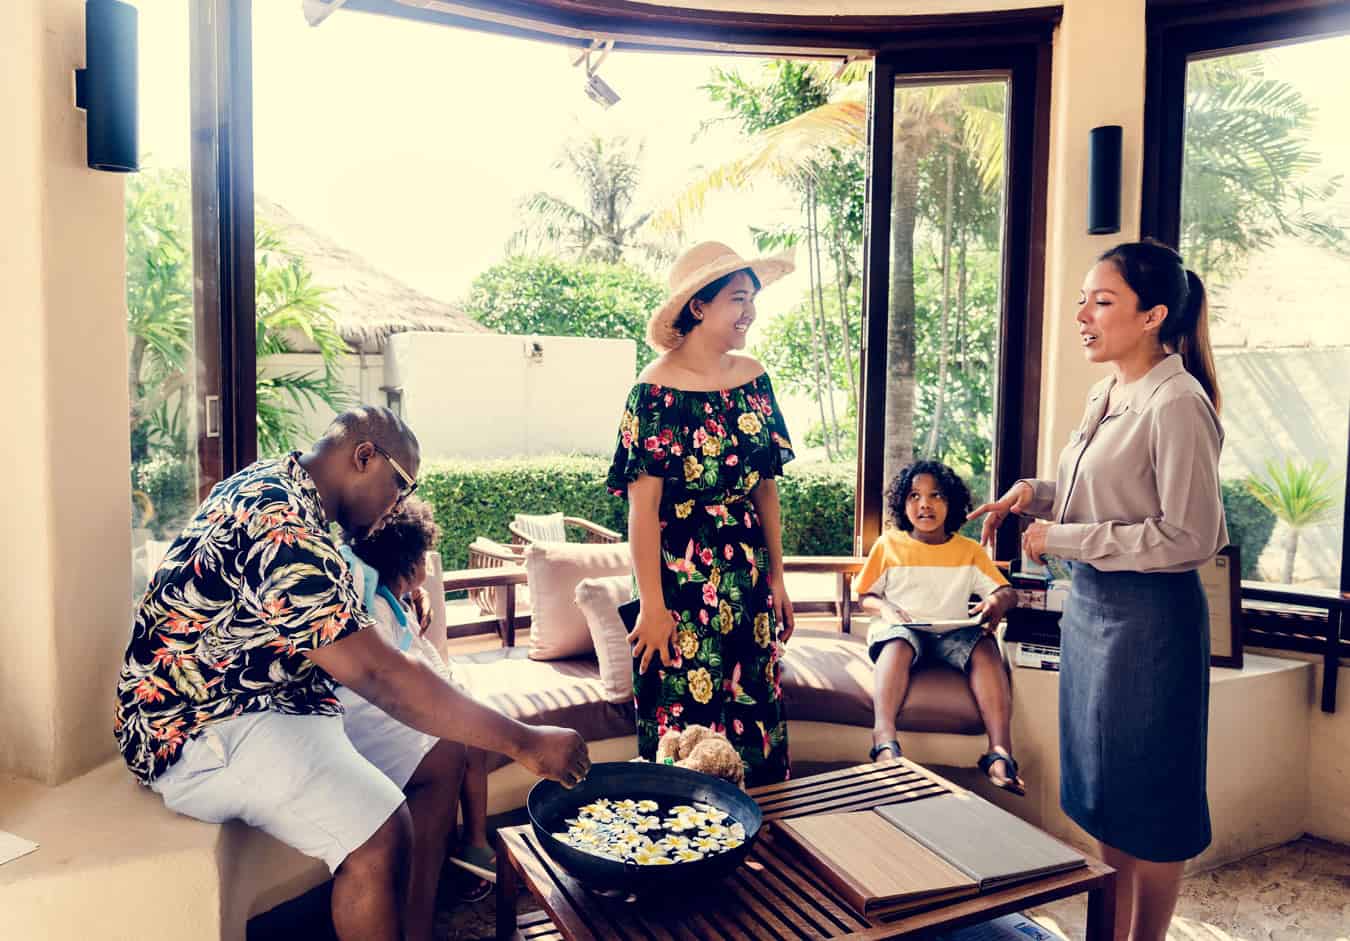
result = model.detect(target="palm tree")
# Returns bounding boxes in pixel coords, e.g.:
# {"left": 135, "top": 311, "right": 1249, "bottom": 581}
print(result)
{"left": 1182, "top": 55, "right": 1346, "bottom": 290}
{"left": 508, "top": 134, "right": 673, "bottom": 268}
{"left": 252, "top": 223, "right": 353, "bottom": 456}
{"left": 656, "top": 76, "right": 1004, "bottom": 483}
{"left": 127, "top": 169, "right": 352, "bottom": 527}
{"left": 1248, "top": 459, "right": 1341, "bottom": 584}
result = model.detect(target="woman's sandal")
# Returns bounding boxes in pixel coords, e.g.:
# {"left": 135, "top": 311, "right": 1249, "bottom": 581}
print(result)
{"left": 868, "top": 740, "right": 903, "bottom": 763}
{"left": 978, "top": 750, "right": 1026, "bottom": 796}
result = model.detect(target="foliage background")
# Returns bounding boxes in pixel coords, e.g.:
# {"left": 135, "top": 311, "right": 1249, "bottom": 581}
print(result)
{"left": 416, "top": 456, "right": 1274, "bottom": 575}
{"left": 462, "top": 256, "right": 664, "bottom": 370}
{"left": 127, "top": 169, "right": 352, "bottom": 538}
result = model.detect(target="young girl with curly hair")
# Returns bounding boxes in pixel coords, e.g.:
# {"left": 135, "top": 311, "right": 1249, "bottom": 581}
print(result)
{"left": 857, "top": 461, "right": 1022, "bottom": 793}
{"left": 338, "top": 498, "right": 498, "bottom": 902}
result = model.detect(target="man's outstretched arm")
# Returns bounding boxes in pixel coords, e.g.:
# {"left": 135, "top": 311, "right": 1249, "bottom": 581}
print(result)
{"left": 306, "top": 630, "right": 590, "bottom": 787}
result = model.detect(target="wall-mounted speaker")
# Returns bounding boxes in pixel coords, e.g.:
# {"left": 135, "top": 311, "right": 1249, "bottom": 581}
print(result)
{"left": 74, "top": 0, "right": 139, "bottom": 173}
{"left": 1087, "top": 125, "right": 1121, "bottom": 235}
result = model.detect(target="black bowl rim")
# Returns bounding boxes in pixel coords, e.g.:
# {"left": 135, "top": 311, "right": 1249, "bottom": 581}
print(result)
{"left": 527, "top": 761, "right": 762, "bottom": 829}
{"left": 525, "top": 762, "right": 763, "bottom": 890}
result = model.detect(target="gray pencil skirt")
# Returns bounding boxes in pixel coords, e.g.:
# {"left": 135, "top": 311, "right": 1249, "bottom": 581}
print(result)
{"left": 1059, "top": 563, "right": 1212, "bottom": 862}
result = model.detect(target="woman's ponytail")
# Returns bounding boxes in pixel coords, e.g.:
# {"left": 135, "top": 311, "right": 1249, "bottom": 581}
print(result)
{"left": 1173, "top": 269, "right": 1221, "bottom": 413}
{"left": 1098, "top": 241, "right": 1222, "bottom": 413}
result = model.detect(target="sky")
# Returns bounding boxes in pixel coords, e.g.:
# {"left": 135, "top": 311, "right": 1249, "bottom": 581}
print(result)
{"left": 136, "top": 2, "right": 1350, "bottom": 309}
{"left": 136, "top": 0, "right": 810, "bottom": 305}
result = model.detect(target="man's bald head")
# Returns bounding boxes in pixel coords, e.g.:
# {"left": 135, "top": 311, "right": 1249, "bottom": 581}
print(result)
{"left": 318, "top": 406, "right": 420, "bottom": 467}
{"left": 305, "top": 406, "right": 421, "bottom": 540}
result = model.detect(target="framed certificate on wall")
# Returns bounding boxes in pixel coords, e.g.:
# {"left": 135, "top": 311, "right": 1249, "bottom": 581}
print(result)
{"left": 1200, "top": 545, "right": 1243, "bottom": 669}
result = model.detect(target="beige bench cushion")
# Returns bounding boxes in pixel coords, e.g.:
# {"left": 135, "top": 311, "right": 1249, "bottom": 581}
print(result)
{"left": 454, "top": 647, "right": 636, "bottom": 773}
{"left": 454, "top": 630, "right": 988, "bottom": 776}
{"left": 780, "top": 629, "right": 988, "bottom": 735}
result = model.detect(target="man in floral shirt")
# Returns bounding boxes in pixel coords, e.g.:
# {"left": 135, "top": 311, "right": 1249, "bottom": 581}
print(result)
{"left": 115, "top": 407, "right": 588, "bottom": 941}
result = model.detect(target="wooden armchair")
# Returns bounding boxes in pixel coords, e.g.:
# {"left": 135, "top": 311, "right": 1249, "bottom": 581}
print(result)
{"left": 508, "top": 512, "right": 622, "bottom": 546}
{"left": 466, "top": 536, "right": 525, "bottom": 618}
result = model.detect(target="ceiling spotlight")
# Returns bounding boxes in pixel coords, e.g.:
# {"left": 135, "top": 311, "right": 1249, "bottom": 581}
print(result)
{"left": 585, "top": 72, "right": 621, "bottom": 109}
{"left": 574, "top": 39, "right": 620, "bottom": 109}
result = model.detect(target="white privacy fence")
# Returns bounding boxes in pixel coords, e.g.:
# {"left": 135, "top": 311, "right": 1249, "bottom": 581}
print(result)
{"left": 262, "top": 332, "right": 637, "bottom": 460}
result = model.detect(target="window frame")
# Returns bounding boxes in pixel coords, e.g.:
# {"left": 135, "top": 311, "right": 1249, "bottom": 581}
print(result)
{"left": 858, "top": 35, "right": 1053, "bottom": 559}
{"left": 1141, "top": 0, "right": 1350, "bottom": 709}
{"left": 201, "top": 0, "right": 1057, "bottom": 559}
{"left": 189, "top": 0, "right": 257, "bottom": 500}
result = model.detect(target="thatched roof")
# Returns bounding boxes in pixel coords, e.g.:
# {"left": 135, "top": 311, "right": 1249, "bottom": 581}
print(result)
{"left": 256, "top": 196, "right": 490, "bottom": 354}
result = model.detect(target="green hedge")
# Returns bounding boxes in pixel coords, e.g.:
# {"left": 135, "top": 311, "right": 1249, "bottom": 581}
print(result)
{"left": 419, "top": 456, "right": 857, "bottom": 569}
{"left": 775, "top": 464, "right": 857, "bottom": 555}
{"left": 419, "top": 457, "right": 623, "bottom": 570}
{"left": 419, "top": 457, "right": 1275, "bottom": 577}
{"left": 132, "top": 454, "right": 196, "bottom": 539}
{"left": 1221, "top": 478, "right": 1276, "bottom": 579}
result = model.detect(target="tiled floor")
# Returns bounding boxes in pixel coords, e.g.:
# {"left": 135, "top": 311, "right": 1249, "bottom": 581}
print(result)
{"left": 1027, "top": 837, "right": 1350, "bottom": 941}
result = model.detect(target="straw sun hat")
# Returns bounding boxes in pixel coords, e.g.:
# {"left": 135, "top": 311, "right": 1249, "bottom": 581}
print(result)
{"left": 646, "top": 241, "right": 796, "bottom": 352}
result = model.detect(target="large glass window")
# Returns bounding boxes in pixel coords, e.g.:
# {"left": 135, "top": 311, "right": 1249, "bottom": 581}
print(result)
{"left": 248, "top": 5, "right": 869, "bottom": 586}
{"left": 188, "top": 2, "right": 1051, "bottom": 615}
{"left": 128, "top": 0, "right": 201, "bottom": 599}
{"left": 1179, "top": 36, "right": 1350, "bottom": 589}
{"left": 885, "top": 79, "right": 1009, "bottom": 533}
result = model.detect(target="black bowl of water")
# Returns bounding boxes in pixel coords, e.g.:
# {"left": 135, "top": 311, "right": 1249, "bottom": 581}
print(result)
{"left": 527, "top": 761, "right": 762, "bottom": 896}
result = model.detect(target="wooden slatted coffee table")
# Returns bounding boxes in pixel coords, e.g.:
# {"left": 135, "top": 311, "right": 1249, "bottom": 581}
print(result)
{"left": 495, "top": 761, "right": 1116, "bottom": 941}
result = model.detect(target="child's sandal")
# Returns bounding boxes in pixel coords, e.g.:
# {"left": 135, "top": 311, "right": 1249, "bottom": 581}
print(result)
{"left": 449, "top": 844, "right": 497, "bottom": 882}
{"left": 868, "top": 740, "right": 902, "bottom": 763}
{"left": 457, "top": 876, "right": 493, "bottom": 903}
{"left": 977, "top": 750, "right": 1025, "bottom": 796}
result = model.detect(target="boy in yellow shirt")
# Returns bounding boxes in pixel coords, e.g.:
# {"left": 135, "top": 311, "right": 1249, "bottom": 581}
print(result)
{"left": 857, "top": 461, "right": 1023, "bottom": 794}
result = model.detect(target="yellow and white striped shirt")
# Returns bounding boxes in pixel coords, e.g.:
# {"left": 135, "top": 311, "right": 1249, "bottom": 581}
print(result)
{"left": 856, "top": 530, "right": 1007, "bottom": 628}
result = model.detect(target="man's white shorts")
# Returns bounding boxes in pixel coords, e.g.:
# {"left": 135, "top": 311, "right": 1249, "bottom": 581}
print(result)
{"left": 150, "top": 709, "right": 436, "bottom": 873}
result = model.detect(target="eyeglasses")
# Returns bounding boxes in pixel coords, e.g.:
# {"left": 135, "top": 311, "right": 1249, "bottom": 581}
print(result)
{"left": 370, "top": 443, "right": 418, "bottom": 501}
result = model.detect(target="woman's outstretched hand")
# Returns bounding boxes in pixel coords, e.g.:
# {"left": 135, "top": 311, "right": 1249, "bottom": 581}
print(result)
{"left": 628, "top": 605, "right": 677, "bottom": 674}
{"left": 967, "top": 481, "right": 1035, "bottom": 553}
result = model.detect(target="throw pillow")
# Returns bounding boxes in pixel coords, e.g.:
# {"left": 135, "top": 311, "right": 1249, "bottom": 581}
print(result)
{"left": 574, "top": 575, "right": 636, "bottom": 703}
{"left": 525, "top": 541, "right": 631, "bottom": 660}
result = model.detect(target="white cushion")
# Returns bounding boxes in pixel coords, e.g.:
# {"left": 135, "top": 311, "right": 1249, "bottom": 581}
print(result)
{"left": 514, "top": 512, "right": 567, "bottom": 543}
{"left": 574, "top": 575, "right": 636, "bottom": 704}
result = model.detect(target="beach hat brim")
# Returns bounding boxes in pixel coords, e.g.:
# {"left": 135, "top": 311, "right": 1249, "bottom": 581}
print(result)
{"left": 646, "top": 250, "right": 795, "bottom": 352}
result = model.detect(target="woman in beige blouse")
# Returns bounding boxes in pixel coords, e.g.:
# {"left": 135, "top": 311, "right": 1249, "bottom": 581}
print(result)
{"left": 970, "top": 240, "right": 1226, "bottom": 941}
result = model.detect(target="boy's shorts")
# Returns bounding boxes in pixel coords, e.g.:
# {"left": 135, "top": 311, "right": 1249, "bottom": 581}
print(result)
{"left": 866, "top": 618, "right": 986, "bottom": 671}
{"left": 150, "top": 709, "right": 433, "bottom": 873}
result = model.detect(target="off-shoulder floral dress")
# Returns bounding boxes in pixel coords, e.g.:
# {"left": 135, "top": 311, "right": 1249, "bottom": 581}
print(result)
{"left": 607, "top": 372, "right": 795, "bottom": 786}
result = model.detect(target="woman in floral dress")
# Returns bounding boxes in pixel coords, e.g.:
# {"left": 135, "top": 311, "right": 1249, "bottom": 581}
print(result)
{"left": 607, "top": 241, "right": 797, "bottom": 786}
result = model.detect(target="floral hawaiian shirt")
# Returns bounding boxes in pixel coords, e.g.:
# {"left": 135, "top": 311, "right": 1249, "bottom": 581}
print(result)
{"left": 114, "top": 453, "right": 372, "bottom": 784}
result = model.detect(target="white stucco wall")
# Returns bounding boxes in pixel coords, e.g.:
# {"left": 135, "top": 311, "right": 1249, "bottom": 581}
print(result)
{"left": 1036, "top": 0, "right": 1148, "bottom": 474}
{"left": 1, "top": 0, "right": 132, "bottom": 784}
{"left": 384, "top": 332, "right": 637, "bottom": 460}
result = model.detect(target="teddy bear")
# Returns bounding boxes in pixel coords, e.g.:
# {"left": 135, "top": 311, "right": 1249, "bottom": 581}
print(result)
{"left": 655, "top": 724, "right": 746, "bottom": 789}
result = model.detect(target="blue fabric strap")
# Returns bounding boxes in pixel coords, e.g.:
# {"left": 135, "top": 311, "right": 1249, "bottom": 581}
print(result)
{"left": 377, "top": 583, "right": 413, "bottom": 651}
{"left": 338, "top": 544, "right": 379, "bottom": 615}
